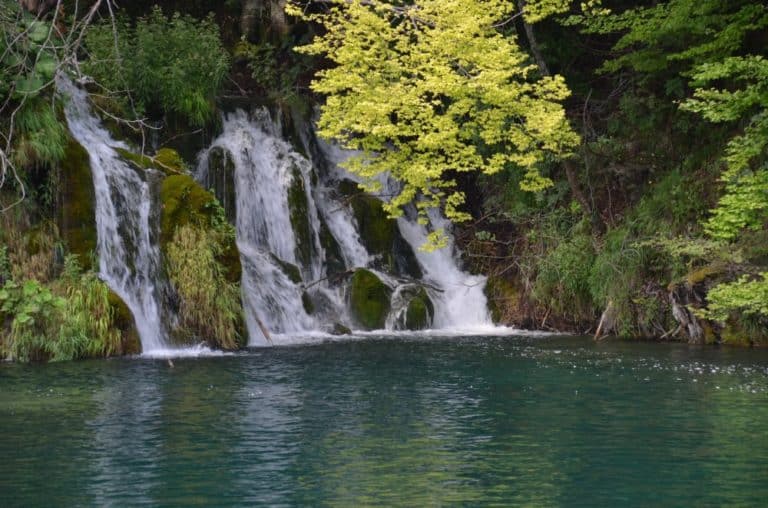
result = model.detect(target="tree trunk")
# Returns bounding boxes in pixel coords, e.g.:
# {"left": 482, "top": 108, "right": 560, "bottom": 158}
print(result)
{"left": 240, "top": 0, "right": 261, "bottom": 41}
{"left": 269, "top": 0, "right": 289, "bottom": 37}
{"left": 518, "top": 0, "right": 598, "bottom": 228}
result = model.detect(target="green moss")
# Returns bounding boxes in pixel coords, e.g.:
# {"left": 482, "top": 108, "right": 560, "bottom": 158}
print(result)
{"left": 341, "top": 179, "right": 421, "bottom": 278}
{"left": 405, "top": 287, "right": 434, "bottom": 330}
{"left": 107, "top": 290, "right": 141, "bottom": 355}
{"left": 271, "top": 254, "right": 302, "bottom": 284}
{"left": 116, "top": 146, "right": 186, "bottom": 176}
{"left": 286, "top": 164, "right": 315, "bottom": 270}
{"left": 684, "top": 262, "right": 728, "bottom": 287}
{"left": 58, "top": 140, "right": 96, "bottom": 269}
{"left": 204, "top": 146, "right": 237, "bottom": 224}
{"left": 154, "top": 148, "right": 187, "bottom": 172}
{"left": 349, "top": 268, "right": 391, "bottom": 330}
{"left": 160, "top": 175, "right": 216, "bottom": 243}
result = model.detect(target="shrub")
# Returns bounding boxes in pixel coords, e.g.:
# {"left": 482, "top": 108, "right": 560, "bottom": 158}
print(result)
{"left": 166, "top": 224, "right": 242, "bottom": 349}
{"left": 85, "top": 7, "right": 229, "bottom": 126}
{"left": 532, "top": 226, "right": 596, "bottom": 323}
{"left": 0, "top": 257, "right": 125, "bottom": 362}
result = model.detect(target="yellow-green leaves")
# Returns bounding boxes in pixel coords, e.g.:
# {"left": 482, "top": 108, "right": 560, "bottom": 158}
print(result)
{"left": 292, "top": 0, "right": 578, "bottom": 235}
{"left": 680, "top": 56, "right": 768, "bottom": 241}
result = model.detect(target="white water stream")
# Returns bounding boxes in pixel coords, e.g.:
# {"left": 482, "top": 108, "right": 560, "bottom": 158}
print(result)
{"left": 59, "top": 79, "right": 493, "bottom": 351}
{"left": 199, "top": 109, "right": 492, "bottom": 345}
{"left": 59, "top": 77, "right": 168, "bottom": 353}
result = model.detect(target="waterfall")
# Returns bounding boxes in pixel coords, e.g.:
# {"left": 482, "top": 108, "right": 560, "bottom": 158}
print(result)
{"left": 396, "top": 213, "right": 492, "bottom": 328}
{"left": 199, "top": 110, "right": 348, "bottom": 344}
{"left": 199, "top": 108, "right": 492, "bottom": 345}
{"left": 315, "top": 137, "right": 493, "bottom": 329}
{"left": 58, "top": 77, "right": 168, "bottom": 353}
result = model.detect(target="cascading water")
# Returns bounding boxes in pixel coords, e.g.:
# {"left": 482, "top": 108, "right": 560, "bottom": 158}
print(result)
{"left": 198, "top": 110, "right": 342, "bottom": 344}
{"left": 58, "top": 76, "right": 168, "bottom": 353}
{"left": 198, "top": 108, "right": 492, "bottom": 345}
{"left": 396, "top": 213, "right": 492, "bottom": 328}
{"left": 316, "top": 137, "right": 493, "bottom": 330}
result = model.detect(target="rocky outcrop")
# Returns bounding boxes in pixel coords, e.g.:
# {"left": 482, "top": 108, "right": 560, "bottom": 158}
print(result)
{"left": 339, "top": 179, "right": 422, "bottom": 279}
{"left": 668, "top": 264, "right": 732, "bottom": 344}
{"left": 348, "top": 268, "right": 391, "bottom": 330}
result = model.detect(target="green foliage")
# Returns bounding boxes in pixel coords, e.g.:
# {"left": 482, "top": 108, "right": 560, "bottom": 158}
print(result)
{"left": 238, "top": 39, "right": 312, "bottom": 111}
{"left": 11, "top": 98, "right": 67, "bottom": 168}
{"left": 586, "top": 226, "right": 650, "bottom": 334}
{"left": 55, "top": 268, "right": 123, "bottom": 361}
{"left": 0, "top": 244, "right": 10, "bottom": 282}
{"left": 0, "top": 3, "right": 67, "bottom": 170}
{"left": 702, "top": 273, "right": 768, "bottom": 324}
{"left": 0, "top": 2, "right": 60, "bottom": 101}
{"left": 292, "top": 0, "right": 579, "bottom": 243}
{"left": 166, "top": 224, "right": 243, "bottom": 349}
{"left": 159, "top": 176, "right": 243, "bottom": 348}
{"left": 631, "top": 170, "right": 708, "bottom": 236}
{"left": 571, "top": 1, "right": 767, "bottom": 76}
{"left": 680, "top": 56, "right": 768, "bottom": 241}
{"left": 0, "top": 279, "right": 65, "bottom": 361}
{"left": 533, "top": 224, "right": 595, "bottom": 322}
{"left": 0, "top": 257, "right": 125, "bottom": 362}
{"left": 84, "top": 7, "right": 229, "bottom": 126}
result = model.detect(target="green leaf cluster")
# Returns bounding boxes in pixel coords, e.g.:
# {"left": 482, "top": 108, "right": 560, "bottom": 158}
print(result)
{"left": 84, "top": 7, "right": 229, "bottom": 126}
{"left": 0, "top": 1, "right": 67, "bottom": 168}
{"left": 571, "top": 1, "right": 767, "bottom": 76}
{"left": 680, "top": 56, "right": 768, "bottom": 241}
{"left": 293, "top": 0, "right": 579, "bottom": 235}
{"left": 0, "top": 1, "right": 60, "bottom": 101}
{"left": 701, "top": 273, "right": 768, "bottom": 324}
{"left": 0, "top": 262, "right": 123, "bottom": 362}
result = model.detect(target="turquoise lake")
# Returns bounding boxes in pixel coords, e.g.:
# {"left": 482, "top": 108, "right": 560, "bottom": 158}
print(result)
{"left": 1, "top": 334, "right": 767, "bottom": 506}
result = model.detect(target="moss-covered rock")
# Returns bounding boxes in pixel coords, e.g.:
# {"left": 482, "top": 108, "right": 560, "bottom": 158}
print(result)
{"left": 349, "top": 268, "right": 391, "bottom": 330}
{"left": 58, "top": 139, "right": 96, "bottom": 269}
{"left": 204, "top": 146, "right": 237, "bottom": 224}
{"left": 270, "top": 254, "right": 302, "bottom": 284}
{"left": 484, "top": 276, "right": 521, "bottom": 325}
{"left": 159, "top": 174, "right": 240, "bottom": 281}
{"left": 302, "top": 291, "right": 315, "bottom": 315}
{"left": 107, "top": 290, "right": 141, "bottom": 355}
{"left": 330, "top": 322, "right": 352, "bottom": 335}
{"left": 116, "top": 146, "right": 186, "bottom": 176}
{"left": 340, "top": 179, "right": 421, "bottom": 278}
{"left": 318, "top": 216, "right": 347, "bottom": 277}
{"left": 405, "top": 287, "right": 434, "bottom": 330}
{"left": 287, "top": 163, "right": 316, "bottom": 270}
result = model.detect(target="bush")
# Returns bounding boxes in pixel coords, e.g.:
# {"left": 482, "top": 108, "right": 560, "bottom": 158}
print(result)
{"left": 85, "top": 7, "right": 229, "bottom": 126}
{"left": 532, "top": 226, "right": 596, "bottom": 323}
{"left": 0, "top": 258, "right": 125, "bottom": 362}
{"left": 166, "top": 224, "right": 243, "bottom": 349}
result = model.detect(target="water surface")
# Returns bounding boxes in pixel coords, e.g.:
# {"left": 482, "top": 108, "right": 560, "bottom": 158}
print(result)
{"left": 1, "top": 335, "right": 767, "bottom": 506}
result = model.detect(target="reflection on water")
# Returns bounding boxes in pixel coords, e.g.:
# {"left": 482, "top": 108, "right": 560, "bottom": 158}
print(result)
{"left": 1, "top": 336, "right": 767, "bottom": 506}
